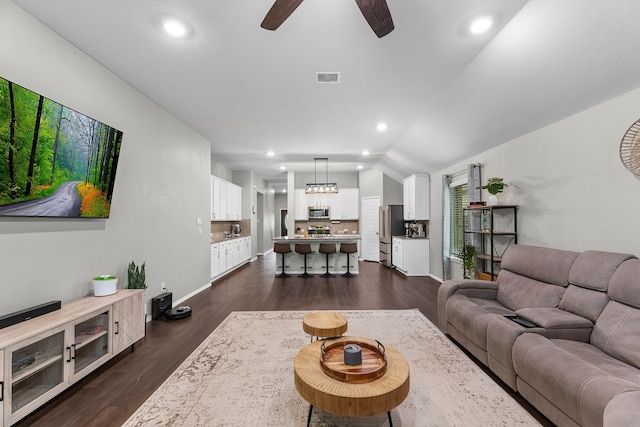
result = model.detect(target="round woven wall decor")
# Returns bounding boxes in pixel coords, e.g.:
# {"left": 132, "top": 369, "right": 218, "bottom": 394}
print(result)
{"left": 621, "top": 119, "right": 640, "bottom": 179}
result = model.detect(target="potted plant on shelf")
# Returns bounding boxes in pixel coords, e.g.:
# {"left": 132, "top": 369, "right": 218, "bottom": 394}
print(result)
{"left": 479, "top": 177, "right": 508, "bottom": 206}
{"left": 127, "top": 261, "right": 147, "bottom": 289}
{"left": 460, "top": 244, "right": 477, "bottom": 279}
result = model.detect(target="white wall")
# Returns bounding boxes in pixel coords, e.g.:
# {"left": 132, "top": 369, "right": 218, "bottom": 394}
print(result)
{"left": 430, "top": 86, "right": 640, "bottom": 279}
{"left": 0, "top": 2, "right": 211, "bottom": 315}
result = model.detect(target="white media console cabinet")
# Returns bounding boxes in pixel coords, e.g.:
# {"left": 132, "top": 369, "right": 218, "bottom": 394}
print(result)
{"left": 0, "top": 289, "right": 145, "bottom": 426}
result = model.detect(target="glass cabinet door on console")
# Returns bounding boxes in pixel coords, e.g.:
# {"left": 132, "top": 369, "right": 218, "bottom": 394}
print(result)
{"left": 4, "top": 325, "right": 68, "bottom": 425}
{"left": 70, "top": 309, "right": 111, "bottom": 384}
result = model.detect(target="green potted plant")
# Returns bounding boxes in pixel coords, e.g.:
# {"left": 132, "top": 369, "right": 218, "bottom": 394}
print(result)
{"left": 127, "top": 261, "right": 147, "bottom": 289}
{"left": 479, "top": 177, "right": 508, "bottom": 205}
{"left": 460, "top": 245, "right": 477, "bottom": 279}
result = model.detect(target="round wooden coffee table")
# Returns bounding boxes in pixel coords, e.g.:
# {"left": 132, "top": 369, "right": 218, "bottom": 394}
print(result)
{"left": 302, "top": 312, "right": 348, "bottom": 341}
{"left": 294, "top": 336, "right": 410, "bottom": 426}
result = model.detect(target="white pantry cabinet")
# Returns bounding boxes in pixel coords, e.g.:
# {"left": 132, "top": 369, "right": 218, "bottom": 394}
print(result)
{"left": 0, "top": 290, "right": 144, "bottom": 427}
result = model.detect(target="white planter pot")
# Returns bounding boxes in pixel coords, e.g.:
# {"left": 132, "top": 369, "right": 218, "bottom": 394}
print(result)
{"left": 488, "top": 194, "right": 499, "bottom": 206}
{"left": 92, "top": 275, "right": 118, "bottom": 296}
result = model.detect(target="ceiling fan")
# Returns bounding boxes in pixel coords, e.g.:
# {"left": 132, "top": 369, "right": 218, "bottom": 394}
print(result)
{"left": 261, "top": 0, "right": 394, "bottom": 38}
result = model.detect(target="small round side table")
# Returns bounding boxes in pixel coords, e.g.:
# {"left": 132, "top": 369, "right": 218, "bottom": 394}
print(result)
{"left": 303, "top": 312, "right": 348, "bottom": 341}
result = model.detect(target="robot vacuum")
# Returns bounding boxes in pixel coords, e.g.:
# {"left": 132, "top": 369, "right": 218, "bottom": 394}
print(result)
{"left": 165, "top": 305, "right": 192, "bottom": 320}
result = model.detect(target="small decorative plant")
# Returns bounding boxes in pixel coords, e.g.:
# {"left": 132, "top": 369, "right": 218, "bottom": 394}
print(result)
{"left": 127, "top": 261, "right": 147, "bottom": 289}
{"left": 479, "top": 177, "right": 508, "bottom": 195}
{"left": 460, "top": 245, "right": 477, "bottom": 279}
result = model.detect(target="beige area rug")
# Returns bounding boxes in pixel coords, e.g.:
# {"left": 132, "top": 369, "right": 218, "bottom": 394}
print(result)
{"left": 123, "top": 309, "right": 541, "bottom": 426}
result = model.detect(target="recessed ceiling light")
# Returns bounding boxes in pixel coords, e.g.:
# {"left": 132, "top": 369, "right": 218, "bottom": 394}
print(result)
{"left": 357, "top": 165, "right": 364, "bottom": 170}
{"left": 470, "top": 16, "right": 493, "bottom": 34}
{"left": 163, "top": 19, "right": 187, "bottom": 37}
{"left": 376, "top": 123, "right": 388, "bottom": 132}
{"left": 279, "top": 165, "right": 286, "bottom": 170}
{"left": 267, "top": 151, "right": 275, "bottom": 157}
{"left": 282, "top": 189, "right": 287, "bottom": 193}
{"left": 362, "top": 150, "right": 370, "bottom": 156}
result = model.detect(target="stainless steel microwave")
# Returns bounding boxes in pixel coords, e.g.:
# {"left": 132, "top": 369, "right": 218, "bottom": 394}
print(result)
{"left": 308, "top": 206, "right": 330, "bottom": 219}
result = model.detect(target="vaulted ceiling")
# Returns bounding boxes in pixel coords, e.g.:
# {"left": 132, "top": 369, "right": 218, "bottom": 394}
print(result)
{"left": 13, "top": 0, "right": 640, "bottom": 190}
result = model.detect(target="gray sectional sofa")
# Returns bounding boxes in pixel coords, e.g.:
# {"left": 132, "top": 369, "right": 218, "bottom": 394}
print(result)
{"left": 437, "top": 244, "right": 640, "bottom": 427}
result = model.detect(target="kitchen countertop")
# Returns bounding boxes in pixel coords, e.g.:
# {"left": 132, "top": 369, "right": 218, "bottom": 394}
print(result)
{"left": 211, "top": 235, "right": 250, "bottom": 244}
{"left": 392, "top": 235, "right": 429, "bottom": 240}
{"left": 273, "top": 235, "right": 360, "bottom": 241}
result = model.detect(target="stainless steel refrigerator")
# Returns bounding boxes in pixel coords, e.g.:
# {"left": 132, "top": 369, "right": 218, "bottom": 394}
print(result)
{"left": 379, "top": 205, "right": 405, "bottom": 267}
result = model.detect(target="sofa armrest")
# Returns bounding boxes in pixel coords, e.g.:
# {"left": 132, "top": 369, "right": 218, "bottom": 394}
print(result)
{"left": 514, "top": 307, "right": 594, "bottom": 342}
{"left": 604, "top": 391, "right": 640, "bottom": 427}
{"left": 437, "top": 279, "right": 498, "bottom": 331}
{"left": 516, "top": 307, "right": 593, "bottom": 329}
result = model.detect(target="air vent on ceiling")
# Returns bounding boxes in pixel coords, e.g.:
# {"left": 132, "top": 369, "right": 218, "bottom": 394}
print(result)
{"left": 316, "top": 72, "right": 341, "bottom": 84}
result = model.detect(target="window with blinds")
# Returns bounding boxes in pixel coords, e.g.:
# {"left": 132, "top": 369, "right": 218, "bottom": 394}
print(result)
{"left": 449, "top": 182, "right": 468, "bottom": 257}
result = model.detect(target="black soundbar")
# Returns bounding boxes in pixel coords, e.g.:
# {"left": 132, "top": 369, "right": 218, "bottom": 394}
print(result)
{"left": 0, "top": 300, "right": 62, "bottom": 329}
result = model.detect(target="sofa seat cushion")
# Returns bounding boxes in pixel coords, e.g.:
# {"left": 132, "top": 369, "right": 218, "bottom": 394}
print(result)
{"left": 513, "top": 333, "right": 640, "bottom": 427}
{"left": 446, "top": 294, "right": 514, "bottom": 351}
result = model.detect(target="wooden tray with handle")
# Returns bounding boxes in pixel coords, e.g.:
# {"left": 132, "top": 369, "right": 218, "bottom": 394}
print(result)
{"left": 320, "top": 338, "right": 387, "bottom": 383}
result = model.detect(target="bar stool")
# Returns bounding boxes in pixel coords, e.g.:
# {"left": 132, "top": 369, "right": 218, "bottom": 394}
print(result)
{"left": 295, "top": 243, "right": 314, "bottom": 278}
{"left": 318, "top": 243, "right": 336, "bottom": 277}
{"left": 340, "top": 243, "right": 358, "bottom": 277}
{"left": 274, "top": 243, "right": 292, "bottom": 277}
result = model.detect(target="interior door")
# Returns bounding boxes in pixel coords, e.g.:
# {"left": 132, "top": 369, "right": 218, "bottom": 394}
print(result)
{"left": 361, "top": 196, "right": 381, "bottom": 261}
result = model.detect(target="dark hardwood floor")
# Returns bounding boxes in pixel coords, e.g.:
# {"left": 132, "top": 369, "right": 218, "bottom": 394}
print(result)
{"left": 16, "top": 252, "right": 553, "bottom": 426}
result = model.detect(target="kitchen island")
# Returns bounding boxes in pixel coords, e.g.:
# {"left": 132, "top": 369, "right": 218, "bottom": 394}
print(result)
{"left": 272, "top": 235, "right": 360, "bottom": 276}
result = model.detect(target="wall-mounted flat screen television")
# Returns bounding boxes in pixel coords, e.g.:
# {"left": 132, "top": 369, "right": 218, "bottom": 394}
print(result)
{"left": 0, "top": 76, "right": 123, "bottom": 218}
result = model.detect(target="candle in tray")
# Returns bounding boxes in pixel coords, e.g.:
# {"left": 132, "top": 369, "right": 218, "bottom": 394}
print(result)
{"left": 344, "top": 343, "right": 362, "bottom": 365}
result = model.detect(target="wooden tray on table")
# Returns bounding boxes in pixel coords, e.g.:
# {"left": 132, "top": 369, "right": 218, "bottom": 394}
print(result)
{"left": 320, "top": 338, "right": 387, "bottom": 384}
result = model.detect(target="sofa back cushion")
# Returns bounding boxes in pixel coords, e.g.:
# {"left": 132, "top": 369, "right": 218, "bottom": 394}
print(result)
{"left": 568, "top": 250, "right": 636, "bottom": 291}
{"left": 559, "top": 285, "right": 608, "bottom": 323}
{"left": 497, "top": 270, "right": 566, "bottom": 311}
{"left": 500, "top": 244, "right": 579, "bottom": 286}
{"left": 496, "top": 245, "right": 579, "bottom": 311}
{"left": 560, "top": 251, "right": 636, "bottom": 322}
{"left": 591, "top": 259, "right": 640, "bottom": 369}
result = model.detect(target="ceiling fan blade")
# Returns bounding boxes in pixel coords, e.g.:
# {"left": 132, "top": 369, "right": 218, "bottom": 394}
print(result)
{"left": 354, "top": 0, "right": 394, "bottom": 38}
{"left": 261, "top": 0, "right": 305, "bottom": 31}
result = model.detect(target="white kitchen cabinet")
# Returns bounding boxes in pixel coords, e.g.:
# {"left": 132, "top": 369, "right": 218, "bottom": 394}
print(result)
{"left": 392, "top": 237, "right": 429, "bottom": 276}
{"left": 211, "top": 176, "right": 242, "bottom": 221}
{"left": 242, "top": 237, "right": 251, "bottom": 262}
{"left": 294, "top": 189, "right": 308, "bottom": 220}
{"left": 0, "top": 290, "right": 144, "bottom": 426}
{"left": 331, "top": 188, "right": 359, "bottom": 220}
{"left": 210, "top": 243, "right": 220, "bottom": 279}
{"left": 403, "top": 174, "right": 430, "bottom": 220}
{"left": 211, "top": 237, "right": 251, "bottom": 280}
{"left": 230, "top": 239, "right": 241, "bottom": 268}
{"left": 392, "top": 238, "right": 404, "bottom": 272}
{"left": 218, "top": 241, "right": 228, "bottom": 274}
{"left": 211, "top": 177, "right": 221, "bottom": 220}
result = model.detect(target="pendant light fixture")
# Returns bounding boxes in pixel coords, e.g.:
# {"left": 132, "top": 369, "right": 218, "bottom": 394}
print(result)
{"left": 305, "top": 157, "right": 338, "bottom": 194}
